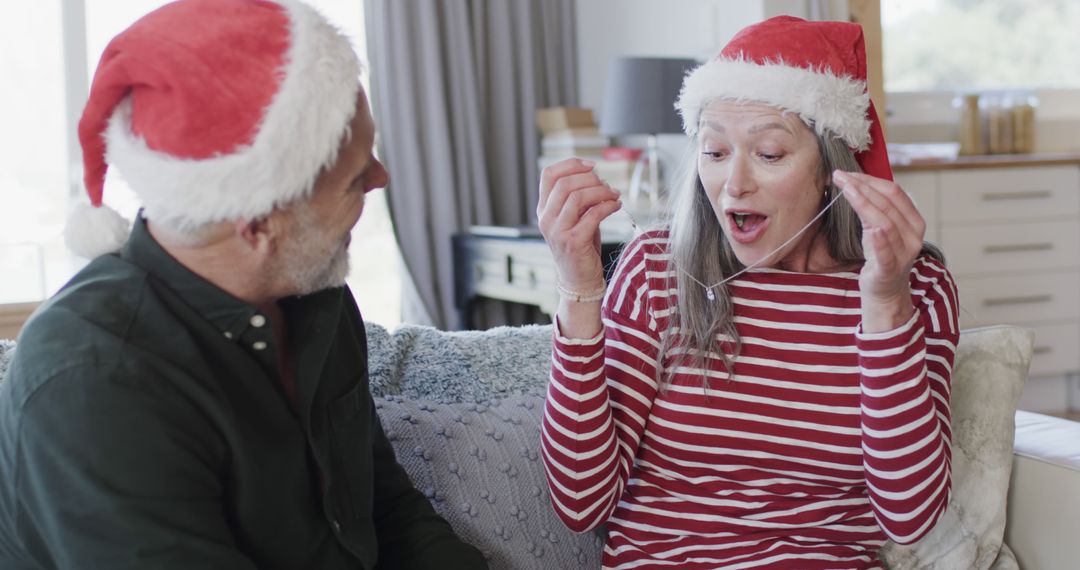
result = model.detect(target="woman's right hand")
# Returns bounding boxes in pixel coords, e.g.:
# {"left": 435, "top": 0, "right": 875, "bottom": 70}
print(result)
{"left": 536, "top": 158, "right": 623, "bottom": 292}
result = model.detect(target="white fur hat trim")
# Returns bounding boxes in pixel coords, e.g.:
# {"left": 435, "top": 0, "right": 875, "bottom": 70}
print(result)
{"left": 676, "top": 58, "right": 871, "bottom": 150}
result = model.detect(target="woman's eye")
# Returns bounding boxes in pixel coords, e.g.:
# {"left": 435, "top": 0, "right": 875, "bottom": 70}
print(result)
{"left": 702, "top": 150, "right": 726, "bottom": 159}
{"left": 758, "top": 152, "right": 784, "bottom": 162}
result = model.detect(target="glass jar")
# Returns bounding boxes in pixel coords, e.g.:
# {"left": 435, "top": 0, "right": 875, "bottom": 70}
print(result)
{"left": 954, "top": 92, "right": 983, "bottom": 155}
{"left": 1011, "top": 91, "right": 1038, "bottom": 154}
{"left": 983, "top": 93, "right": 1014, "bottom": 154}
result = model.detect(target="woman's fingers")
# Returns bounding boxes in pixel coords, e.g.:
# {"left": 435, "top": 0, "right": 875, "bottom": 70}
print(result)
{"left": 548, "top": 172, "right": 616, "bottom": 213}
{"left": 849, "top": 192, "right": 912, "bottom": 270}
{"left": 839, "top": 180, "right": 891, "bottom": 233}
{"left": 837, "top": 176, "right": 925, "bottom": 258}
{"left": 833, "top": 170, "right": 923, "bottom": 240}
{"left": 538, "top": 158, "right": 599, "bottom": 211}
{"left": 538, "top": 165, "right": 620, "bottom": 240}
{"left": 840, "top": 175, "right": 917, "bottom": 291}
{"left": 539, "top": 169, "right": 616, "bottom": 221}
{"left": 864, "top": 225, "right": 903, "bottom": 273}
{"left": 569, "top": 199, "right": 623, "bottom": 246}
{"left": 536, "top": 158, "right": 625, "bottom": 287}
{"left": 829, "top": 170, "right": 924, "bottom": 239}
{"left": 550, "top": 186, "right": 621, "bottom": 236}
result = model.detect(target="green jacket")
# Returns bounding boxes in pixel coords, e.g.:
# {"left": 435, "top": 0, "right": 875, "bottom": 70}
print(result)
{"left": 0, "top": 217, "right": 486, "bottom": 569}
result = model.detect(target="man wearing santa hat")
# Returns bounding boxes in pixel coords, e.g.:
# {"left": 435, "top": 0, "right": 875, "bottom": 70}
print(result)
{"left": 0, "top": 0, "right": 486, "bottom": 568}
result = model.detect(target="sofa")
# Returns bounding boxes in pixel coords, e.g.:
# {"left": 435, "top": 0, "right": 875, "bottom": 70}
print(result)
{"left": 2, "top": 323, "right": 1078, "bottom": 569}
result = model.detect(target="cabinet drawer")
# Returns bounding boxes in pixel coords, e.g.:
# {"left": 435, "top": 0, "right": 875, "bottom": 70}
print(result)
{"left": 1027, "top": 322, "right": 1080, "bottom": 377}
{"left": 940, "top": 166, "right": 1080, "bottom": 224}
{"left": 895, "top": 172, "right": 939, "bottom": 244}
{"left": 954, "top": 271, "right": 1080, "bottom": 329}
{"left": 468, "top": 247, "right": 510, "bottom": 287}
{"left": 465, "top": 238, "right": 560, "bottom": 312}
{"left": 508, "top": 255, "right": 558, "bottom": 292}
{"left": 943, "top": 220, "right": 1080, "bottom": 275}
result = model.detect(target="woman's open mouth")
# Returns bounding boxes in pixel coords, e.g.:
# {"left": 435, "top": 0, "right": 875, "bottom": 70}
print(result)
{"left": 727, "top": 210, "right": 768, "bottom": 244}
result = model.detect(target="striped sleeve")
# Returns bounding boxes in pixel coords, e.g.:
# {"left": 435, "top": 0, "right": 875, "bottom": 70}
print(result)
{"left": 856, "top": 256, "right": 960, "bottom": 544}
{"left": 541, "top": 234, "right": 664, "bottom": 533}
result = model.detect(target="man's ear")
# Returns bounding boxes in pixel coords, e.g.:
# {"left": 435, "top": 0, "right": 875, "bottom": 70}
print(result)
{"left": 236, "top": 214, "right": 281, "bottom": 256}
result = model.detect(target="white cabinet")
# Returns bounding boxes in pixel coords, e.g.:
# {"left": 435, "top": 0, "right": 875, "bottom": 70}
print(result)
{"left": 896, "top": 163, "right": 1080, "bottom": 413}
{"left": 900, "top": 172, "right": 939, "bottom": 245}
{"left": 942, "top": 221, "right": 1080, "bottom": 277}
{"left": 938, "top": 167, "right": 1080, "bottom": 224}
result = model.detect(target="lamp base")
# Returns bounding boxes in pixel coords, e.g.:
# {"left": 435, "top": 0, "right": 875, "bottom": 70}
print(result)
{"left": 627, "top": 135, "right": 663, "bottom": 217}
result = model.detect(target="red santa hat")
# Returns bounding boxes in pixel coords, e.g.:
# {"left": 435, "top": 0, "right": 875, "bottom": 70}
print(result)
{"left": 66, "top": 0, "right": 361, "bottom": 258}
{"left": 676, "top": 15, "right": 891, "bottom": 181}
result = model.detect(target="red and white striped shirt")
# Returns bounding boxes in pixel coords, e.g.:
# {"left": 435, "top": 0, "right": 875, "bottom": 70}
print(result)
{"left": 542, "top": 231, "right": 958, "bottom": 569}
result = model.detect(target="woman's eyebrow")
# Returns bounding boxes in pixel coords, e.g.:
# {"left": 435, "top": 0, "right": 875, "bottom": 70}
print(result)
{"left": 699, "top": 120, "right": 793, "bottom": 135}
{"left": 747, "top": 122, "right": 793, "bottom": 135}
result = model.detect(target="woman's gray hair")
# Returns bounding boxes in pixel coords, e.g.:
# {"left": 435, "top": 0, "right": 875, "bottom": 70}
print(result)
{"left": 656, "top": 125, "right": 943, "bottom": 389}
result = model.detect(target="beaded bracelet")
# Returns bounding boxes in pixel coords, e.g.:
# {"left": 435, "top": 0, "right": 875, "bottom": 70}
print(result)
{"left": 555, "top": 281, "right": 607, "bottom": 303}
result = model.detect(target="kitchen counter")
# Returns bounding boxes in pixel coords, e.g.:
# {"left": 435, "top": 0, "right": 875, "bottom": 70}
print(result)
{"left": 893, "top": 151, "right": 1080, "bottom": 172}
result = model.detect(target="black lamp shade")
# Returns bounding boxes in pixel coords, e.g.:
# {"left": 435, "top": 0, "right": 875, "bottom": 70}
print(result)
{"left": 599, "top": 56, "right": 699, "bottom": 137}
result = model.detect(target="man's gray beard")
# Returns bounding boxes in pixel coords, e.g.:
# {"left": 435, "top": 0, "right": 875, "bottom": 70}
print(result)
{"left": 287, "top": 244, "right": 350, "bottom": 296}
{"left": 279, "top": 207, "right": 352, "bottom": 296}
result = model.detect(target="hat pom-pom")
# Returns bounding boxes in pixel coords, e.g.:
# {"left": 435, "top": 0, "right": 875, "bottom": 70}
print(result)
{"left": 64, "top": 201, "right": 131, "bottom": 259}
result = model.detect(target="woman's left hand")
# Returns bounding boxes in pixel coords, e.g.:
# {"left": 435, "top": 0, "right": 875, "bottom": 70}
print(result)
{"left": 833, "top": 170, "right": 925, "bottom": 330}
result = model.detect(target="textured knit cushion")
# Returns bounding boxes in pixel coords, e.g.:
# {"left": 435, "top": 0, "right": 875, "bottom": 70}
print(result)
{"left": 375, "top": 393, "right": 604, "bottom": 570}
{"left": 365, "top": 322, "right": 553, "bottom": 403}
{"left": 879, "top": 325, "right": 1034, "bottom": 570}
{"left": 0, "top": 340, "right": 14, "bottom": 384}
{"left": 365, "top": 322, "right": 604, "bottom": 569}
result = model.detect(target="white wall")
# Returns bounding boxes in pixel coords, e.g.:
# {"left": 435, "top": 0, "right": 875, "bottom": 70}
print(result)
{"left": 576, "top": 0, "right": 850, "bottom": 114}
{"left": 574, "top": 1, "right": 846, "bottom": 192}
{"left": 576, "top": 0, "right": 762, "bottom": 115}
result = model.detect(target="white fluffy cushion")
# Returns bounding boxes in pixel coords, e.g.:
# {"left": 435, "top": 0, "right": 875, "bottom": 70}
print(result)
{"left": 879, "top": 325, "right": 1034, "bottom": 569}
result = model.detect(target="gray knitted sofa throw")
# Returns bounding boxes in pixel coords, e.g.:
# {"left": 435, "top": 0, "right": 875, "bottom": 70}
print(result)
{"left": 364, "top": 322, "right": 605, "bottom": 569}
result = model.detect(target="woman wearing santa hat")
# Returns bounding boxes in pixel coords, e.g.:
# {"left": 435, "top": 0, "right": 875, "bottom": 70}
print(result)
{"left": 538, "top": 16, "right": 957, "bottom": 569}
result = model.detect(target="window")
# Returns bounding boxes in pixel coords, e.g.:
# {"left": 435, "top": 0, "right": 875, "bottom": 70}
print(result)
{"left": 0, "top": 1, "right": 73, "bottom": 304}
{"left": 306, "top": 0, "right": 403, "bottom": 329}
{"left": 0, "top": 0, "right": 402, "bottom": 328}
{"left": 883, "top": 0, "right": 1080, "bottom": 92}
{"left": 83, "top": 0, "right": 175, "bottom": 224}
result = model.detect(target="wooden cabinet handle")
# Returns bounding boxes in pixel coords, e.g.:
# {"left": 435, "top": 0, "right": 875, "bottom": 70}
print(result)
{"left": 983, "top": 294, "right": 1052, "bottom": 307}
{"left": 983, "top": 243, "right": 1054, "bottom": 254}
{"left": 980, "top": 190, "right": 1052, "bottom": 201}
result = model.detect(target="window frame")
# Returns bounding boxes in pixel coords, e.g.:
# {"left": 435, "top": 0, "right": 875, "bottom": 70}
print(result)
{"left": 865, "top": 0, "right": 1080, "bottom": 127}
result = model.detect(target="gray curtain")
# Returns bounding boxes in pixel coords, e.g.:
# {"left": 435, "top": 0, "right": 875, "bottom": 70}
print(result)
{"left": 801, "top": 0, "right": 849, "bottom": 21}
{"left": 365, "top": 0, "right": 578, "bottom": 329}
{"left": 765, "top": 0, "right": 849, "bottom": 20}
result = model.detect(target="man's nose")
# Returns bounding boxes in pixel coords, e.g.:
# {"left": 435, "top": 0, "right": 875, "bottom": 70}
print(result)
{"left": 366, "top": 159, "right": 390, "bottom": 192}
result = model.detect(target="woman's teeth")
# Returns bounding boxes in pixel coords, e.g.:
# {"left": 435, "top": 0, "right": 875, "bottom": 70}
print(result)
{"left": 734, "top": 213, "right": 747, "bottom": 229}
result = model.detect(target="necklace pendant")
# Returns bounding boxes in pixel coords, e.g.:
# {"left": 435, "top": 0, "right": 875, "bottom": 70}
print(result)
{"left": 705, "top": 288, "right": 715, "bottom": 302}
